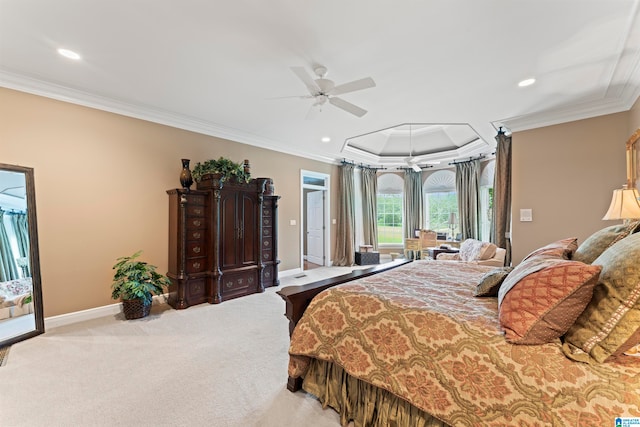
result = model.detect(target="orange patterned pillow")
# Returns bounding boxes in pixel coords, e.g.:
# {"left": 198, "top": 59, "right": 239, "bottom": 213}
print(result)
{"left": 498, "top": 258, "right": 601, "bottom": 344}
{"left": 522, "top": 237, "right": 578, "bottom": 262}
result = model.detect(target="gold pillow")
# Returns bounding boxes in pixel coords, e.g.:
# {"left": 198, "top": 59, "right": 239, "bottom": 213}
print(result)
{"left": 572, "top": 221, "right": 640, "bottom": 264}
{"left": 563, "top": 232, "right": 640, "bottom": 363}
{"left": 475, "top": 267, "right": 513, "bottom": 297}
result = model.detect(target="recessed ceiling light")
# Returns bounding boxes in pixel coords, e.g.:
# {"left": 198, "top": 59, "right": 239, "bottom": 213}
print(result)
{"left": 57, "top": 48, "right": 81, "bottom": 60}
{"left": 518, "top": 78, "right": 536, "bottom": 87}
{"left": 321, "top": 136, "right": 331, "bottom": 143}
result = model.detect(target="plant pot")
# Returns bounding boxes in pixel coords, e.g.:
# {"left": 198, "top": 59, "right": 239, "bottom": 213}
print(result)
{"left": 122, "top": 298, "right": 151, "bottom": 320}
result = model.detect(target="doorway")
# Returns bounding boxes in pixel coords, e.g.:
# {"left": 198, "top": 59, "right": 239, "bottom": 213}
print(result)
{"left": 301, "top": 170, "right": 330, "bottom": 270}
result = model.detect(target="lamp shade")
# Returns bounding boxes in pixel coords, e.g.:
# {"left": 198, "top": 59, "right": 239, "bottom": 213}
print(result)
{"left": 448, "top": 212, "right": 457, "bottom": 225}
{"left": 602, "top": 187, "right": 640, "bottom": 220}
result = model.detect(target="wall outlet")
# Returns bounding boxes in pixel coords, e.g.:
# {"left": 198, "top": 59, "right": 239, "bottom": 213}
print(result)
{"left": 289, "top": 219, "right": 296, "bottom": 226}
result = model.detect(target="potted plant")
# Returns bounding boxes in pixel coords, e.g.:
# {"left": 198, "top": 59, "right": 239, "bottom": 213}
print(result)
{"left": 111, "top": 250, "right": 171, "bottom": 319}
{"left": 192, "top": 157, "right": 251, "bottom": 183}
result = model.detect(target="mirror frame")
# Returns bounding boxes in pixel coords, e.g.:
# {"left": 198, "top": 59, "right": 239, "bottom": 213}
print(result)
{"left": 627, "top": 128, "right": 640, "bottom": 190}
{"left": 0, "top": 163, "right": 44, "bottom": 347}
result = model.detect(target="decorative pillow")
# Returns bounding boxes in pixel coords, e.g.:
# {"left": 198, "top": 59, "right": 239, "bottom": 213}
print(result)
{"left": 475, "top": 267, "right": 513, "bottom": 297}
{"left": 459, "top": 239, "right": 497, "bottom": 262}
{"left": 436, "top": 253, "right": 460, "bottom": 261}
{"left": 498, "top": 257, "right": 601, "bottom": 345}
{"left": 572, "top": 221, "right": 640, "bottom": 264}
{"left": 522, "top": 237, "right": 578, "bottom": 262}
{"left": 563, "top": 232, "right": 640, "bottom": 363}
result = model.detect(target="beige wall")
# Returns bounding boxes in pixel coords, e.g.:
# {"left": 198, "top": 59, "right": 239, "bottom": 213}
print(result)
{"left": 0, "top": 88, "right": 338, "bottom": 316}
{"left": 3, "top": 86, "right": 638, "bottom": 316}
{"left": 510, "top": 111, "right": 631, "bottom": 264}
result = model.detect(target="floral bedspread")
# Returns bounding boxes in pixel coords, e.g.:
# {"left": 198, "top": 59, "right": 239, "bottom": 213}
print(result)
{"left": 288, "top": 261, "right": 640, "bottom": 426}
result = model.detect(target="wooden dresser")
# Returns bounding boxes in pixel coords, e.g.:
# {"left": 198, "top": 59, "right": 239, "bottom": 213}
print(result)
{"left": 167, "top": 174, "right": 279, "bottom": 309}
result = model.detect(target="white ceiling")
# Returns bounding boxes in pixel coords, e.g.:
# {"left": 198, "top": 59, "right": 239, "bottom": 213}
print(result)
{"left": 1, "top": 1, "right": 639, "bottom": 167}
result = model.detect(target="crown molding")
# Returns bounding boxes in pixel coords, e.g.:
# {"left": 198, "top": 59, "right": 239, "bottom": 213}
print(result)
{"left": 497, "top": 90, "right": 639, "bottom": 133}
{"left": 0, "top": 69, "right": 339, "bottom": 166}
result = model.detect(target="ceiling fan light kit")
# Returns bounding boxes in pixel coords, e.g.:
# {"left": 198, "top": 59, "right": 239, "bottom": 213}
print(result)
{"left": 290, "top": 65, "right": 375, "bottom": 118}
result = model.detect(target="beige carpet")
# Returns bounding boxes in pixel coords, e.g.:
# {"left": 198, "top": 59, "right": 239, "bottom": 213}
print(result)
{"left": 0, "top": 266, "right": 370, "bottom": 427}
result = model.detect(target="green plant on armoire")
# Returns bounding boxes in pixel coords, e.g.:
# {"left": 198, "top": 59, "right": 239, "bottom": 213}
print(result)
{"left": 191, "top": 157, "right": 251, "bottom": 183}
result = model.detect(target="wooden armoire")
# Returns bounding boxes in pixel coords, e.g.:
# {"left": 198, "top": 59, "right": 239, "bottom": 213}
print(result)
{"left": 167, "top": 174, "right": 279, "bottom": 309}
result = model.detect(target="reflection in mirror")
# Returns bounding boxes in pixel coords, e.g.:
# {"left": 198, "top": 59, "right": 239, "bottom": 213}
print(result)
{"left": 627, "top": 128, "right": 640, "bottom": 191}
{"left": 0, "top": 163, "right": 44, "bottom": 348}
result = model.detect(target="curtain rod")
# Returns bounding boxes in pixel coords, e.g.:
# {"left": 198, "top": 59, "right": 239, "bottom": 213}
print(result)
{"left": 341, "top": 159, "right": 386, "bottom": 170}
{"left": 0, "top": 208, "right": 26, "bottom": 214}
{"left": 448, "top": 154, "right": 486, "bottom": 165}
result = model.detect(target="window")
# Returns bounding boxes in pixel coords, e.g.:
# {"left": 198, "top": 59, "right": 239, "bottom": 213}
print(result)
{"left": 479, "top": 160, "right": 495, "bottom": 241}
{"left": 376, "top": 173, "right": 403, "bottom": 245}
{"left": 424, "top": 170, "right": 458, "bottom": 238}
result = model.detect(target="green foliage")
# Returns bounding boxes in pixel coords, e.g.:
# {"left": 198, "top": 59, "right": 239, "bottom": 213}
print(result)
{"left": 192, "top": 157, "right": 251, "bottom": 183}
{"left": 427, "top": 192, "right": 458, "bottom": 233}
{"left": 111, "top": 250, "right": 170, "bottom": 305}
{"left": 377, "top": 193, "right": 403, "bottom": 244}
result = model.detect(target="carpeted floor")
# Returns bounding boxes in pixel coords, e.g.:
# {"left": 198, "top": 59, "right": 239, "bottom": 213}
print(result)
{"left": 0, "top": 265, "right": 369, "bottom": 427}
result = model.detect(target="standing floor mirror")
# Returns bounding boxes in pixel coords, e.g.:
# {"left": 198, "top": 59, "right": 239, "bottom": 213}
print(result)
{"left": 0, "top": 163, "right": 44, "bottom": 348}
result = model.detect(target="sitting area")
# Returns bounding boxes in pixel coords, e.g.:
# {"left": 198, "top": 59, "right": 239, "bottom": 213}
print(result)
{"left": 403, "top": 229, "right": 438, "bottom": 260}
{"left": 436, "top": 238, "right": 506, "bottom": 267}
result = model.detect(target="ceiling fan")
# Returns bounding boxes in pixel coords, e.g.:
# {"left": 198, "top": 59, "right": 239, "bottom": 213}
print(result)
{"left": 290, "top": 65, "right": 375, "bottom": 119}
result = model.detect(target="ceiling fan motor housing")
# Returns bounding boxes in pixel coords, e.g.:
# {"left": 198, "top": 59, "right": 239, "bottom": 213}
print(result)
{"left": 315, "top": 78, "right": 334, "bottom": 95}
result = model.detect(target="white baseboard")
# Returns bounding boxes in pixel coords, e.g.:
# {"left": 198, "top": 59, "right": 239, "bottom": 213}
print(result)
{"left": 45, "top": 267, "right": 309, "bottom": 330}
{"left": 44, "top": 293, "right": 168, "bottom": 330}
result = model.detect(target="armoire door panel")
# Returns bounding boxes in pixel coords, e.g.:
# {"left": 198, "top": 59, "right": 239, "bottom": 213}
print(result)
{"left": 220, "top": 192, "right": 239, "bottom": 268}
{"left": 241, "top": 193, "right": 257, "bottom": 264}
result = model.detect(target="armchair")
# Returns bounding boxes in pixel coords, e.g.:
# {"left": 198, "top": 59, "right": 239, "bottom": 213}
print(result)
{"left": 436, "top": 238, "right": 506, "bottom": 267}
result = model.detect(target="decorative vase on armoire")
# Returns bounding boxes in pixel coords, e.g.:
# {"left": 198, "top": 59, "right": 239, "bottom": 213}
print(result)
{"left": 179, "top": 158, "right": 193, "bottom": 190}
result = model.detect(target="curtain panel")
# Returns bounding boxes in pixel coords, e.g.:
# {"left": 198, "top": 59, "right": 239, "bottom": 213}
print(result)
{"left": 491, "top": 130, "right": 512, "bottom": 265}
{"left": 455, "top": 160, "right": 480, "bottom": 240}
{"left": 333, "top": 163, "right": 356, "bottom": 266}
{"left": 361, "top": 167, "right": 379, "bottom": 251}
{"left": 0, "top": 210, "right": 19, "bottom": 281}
{"left": 10, "top": 212, "right": 30, "bottom": 277}
{"left": 403, "top": 170, "right": 423, "bottom": 238}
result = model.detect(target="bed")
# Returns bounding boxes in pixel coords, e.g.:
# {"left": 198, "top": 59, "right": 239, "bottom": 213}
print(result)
{"left": 0, "top": 277, "right": 33, "bottom": 320}
{"left": 278, "top": 225, "right": 640, "bottom": 426}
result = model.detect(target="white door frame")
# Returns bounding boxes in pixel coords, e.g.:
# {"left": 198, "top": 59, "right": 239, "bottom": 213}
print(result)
{"left": 300, "top": 170, "right": 330, "bottom": 268}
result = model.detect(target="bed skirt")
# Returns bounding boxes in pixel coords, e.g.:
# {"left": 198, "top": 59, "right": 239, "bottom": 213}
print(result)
{"left": 302, "top": 358, "right": 449, "bottom": 427}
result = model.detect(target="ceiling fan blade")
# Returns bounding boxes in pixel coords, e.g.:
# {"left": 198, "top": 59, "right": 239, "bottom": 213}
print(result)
{"left": 329, "top": 97, "right": 367, "bottom": 117}
{"left": 331, "top": 77, "right": 376, "bottom": 96}
{"left": 265, "top": 94, "right": 313, "bottom": 100}
{"left": 305, "top": 104, "right": 320, "bottom": 120}
{"left": 291, "top": 66, "right": 320, "bottom": 95}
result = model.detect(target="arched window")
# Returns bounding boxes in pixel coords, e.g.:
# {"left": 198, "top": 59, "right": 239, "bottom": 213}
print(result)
{"left": 377, "top": 173, "right": 403, "bottom": 245}
{"left": 424, "top": 170, "right": 458, "bottom": 238}
{"left": 479, "top": 160, "right": 495, "bottom": 241}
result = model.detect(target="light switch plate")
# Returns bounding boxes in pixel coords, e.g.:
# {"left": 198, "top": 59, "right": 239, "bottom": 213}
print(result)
{"left": 520, "top": 209, "right": 533, "bottom": 222}
{"left": 289, "top": 219, "right": 296, "bottom": 226}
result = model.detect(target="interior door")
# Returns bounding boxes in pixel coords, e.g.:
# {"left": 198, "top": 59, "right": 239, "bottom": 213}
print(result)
{"left": 306, "top": 190, "right": 324, "bottom": 265}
